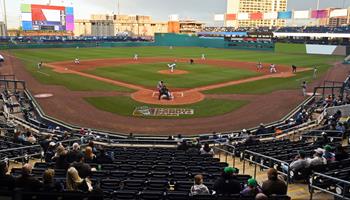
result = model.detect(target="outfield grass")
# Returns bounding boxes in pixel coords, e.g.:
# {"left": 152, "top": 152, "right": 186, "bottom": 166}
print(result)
{"left": 85, "top": 96, "right": 248, "bottom": 119}
{"left": 10, "top": 46, "right": 342, "bottom": 93}
{"left": 85, "top": 62, "right": 260, "bottom": 88}
{"left": 204, "top": 63, "right": 329, "bottom": 94}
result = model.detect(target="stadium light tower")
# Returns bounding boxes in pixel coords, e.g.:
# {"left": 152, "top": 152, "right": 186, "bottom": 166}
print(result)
{"left": 316, "top": 0, "right": 320, "bottom": 10}
{"left": 2, "top": 0, "right": 8, "bottom": 36}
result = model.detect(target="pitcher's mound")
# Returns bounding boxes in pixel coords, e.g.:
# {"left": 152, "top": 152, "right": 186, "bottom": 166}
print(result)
{"left": 158, "top": 70, "right": 189, "bottom": 75}
{"left": 131, "top": 90, "right": 204, "bottom": 105}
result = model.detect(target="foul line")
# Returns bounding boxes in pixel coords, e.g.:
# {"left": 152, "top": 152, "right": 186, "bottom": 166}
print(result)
{"left": 37, "top": 71, "right": 50, "bottom": 76}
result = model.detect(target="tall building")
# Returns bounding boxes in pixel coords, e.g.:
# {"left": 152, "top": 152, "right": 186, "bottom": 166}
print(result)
{"left": 319, "top": 8, "right": 350, "bottom": 27}
{"left": 0, "top": 22, "right": 6, "bottom": 36}
{"left": 75, "top": 14, "right": 168, "bottom": 37}
{"left": 226, "top": 0, "right": 287, "bottom": 28}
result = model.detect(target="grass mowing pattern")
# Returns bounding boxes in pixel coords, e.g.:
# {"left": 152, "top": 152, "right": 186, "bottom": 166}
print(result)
{"left": 10, "top": 46, "right": 342, "bottom": 94}
{"left": 85, "top": 62, "right": 260, "bottom": 88}
{"left": 85, "top": 96, "right": 248, "bottom": 119}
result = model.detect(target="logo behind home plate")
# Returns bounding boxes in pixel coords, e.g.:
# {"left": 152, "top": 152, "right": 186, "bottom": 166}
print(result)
{"left": 133, "top": 106, "right": 194, "bottom": 117}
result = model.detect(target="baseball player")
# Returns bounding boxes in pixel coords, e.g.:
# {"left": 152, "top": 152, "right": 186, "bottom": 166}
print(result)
{"left": 313, "top": 66, "right": 318, "bottom": 79}
{"left": 190, "top": 59, "right": 194, "bottom": 65}
{"left": 301, "top": 81, "right": 307, "bottom": 96}
{"left": 201, "top": 53, "right": 206, "bottom": 60}
{"left": 74, "top": 58, "right": 80, "bottom": 64}
{"left": 270, "top": 64, "right": 277, "bottom": 73}
{"left": 167, "top": 62, "right": 177, "bottom": 73}
{"left": 133, "top": 54, "right": 138, "bottom": 60}
{"left": 257, "top": 62, "right": 263, "bottom": 70}
{"left": 37, "top": 61, "right": 43, "bottom": 70}
{"left": 292, "top": 65, "right": 297, "bottom": 73}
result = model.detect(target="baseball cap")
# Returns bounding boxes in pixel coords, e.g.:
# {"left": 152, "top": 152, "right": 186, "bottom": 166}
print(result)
{"left": 247, "top": 178, "right": 257, "bottom": 187}
{"left": 224, "top": 167, "right": 237, "bottom": 174}
{"left": 324, "top": 145, "right": 332, "bottom": 151}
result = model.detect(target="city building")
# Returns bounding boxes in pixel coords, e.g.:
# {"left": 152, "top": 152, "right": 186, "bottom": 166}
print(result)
{"left": 0, "top": 22, "right": 6, "bottom": 36}
{"left": 319, "top": 8, "right": 350, "bottom": 27}
{"left": 226, "top": 0, "right": 287, "bottom": 28}
{"left": 179, "top": 20, "right": 205, "bottom": 34}
{"left": 74, "top": 14, "right": 168, "bottom": 37}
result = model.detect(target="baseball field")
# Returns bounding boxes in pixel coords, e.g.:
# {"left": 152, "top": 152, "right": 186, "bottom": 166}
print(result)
{"left": 4, "top": 45, "right": 343, "bottom": 133}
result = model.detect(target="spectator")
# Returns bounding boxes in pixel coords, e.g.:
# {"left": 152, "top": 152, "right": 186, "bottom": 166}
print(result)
{"left": 335, "top": 145, "right": 349, "bottom": 161}
{"left": 0, "top": 161, "right": 15, "bottom": 190}
{"left": 261, "top": 168, "right": 287, "bottom": 196}
{"left": 71, "top": 153, "right": 92, "bottom": 179}
{"left": 67, "top": 143, "right": 83, "bottom": 163}
{"left": 307, "top": 149, "right": 326, "bottom": 167}
{"left": 244, "top": 134, "right": 260, "bottom": 146}
{"left": 52, "top": 145, "right": 69, "bottom": 170}
{"left": 241, "top": 178, "right": 262, "bottom": 197}
{"left": 84, "top": 146, "right": 96, "bottom": 163}
{"left": 44, "top": 142, "right": 56, "bottom": 163}
{"left": 66, "top": 167, "right": 93, "bottom": 192}
{"left": 213, "top": 167, "right": 241, "bottom": 194}
{"left": 42, "top": 169, "right": 63, "bottom": 192}
{"left": 95, "top": 148, "right": 113, "bottom": 164}
{"left": 26, "top": 132, "right": 37, "bottom": 144}
{"left": 40, "top": 134, "right": 53, "bottom": 153}
{"left": 14, "top": 131, "right": 25, "bottom": 143}
{"left": 281, "top": 150, "right": 309, "bottom": 173}
{"left": 15, "top": 163, "right": 43, "bottom": 191}
{"left": 177, "top": 141, "right": 189, "bottom": 151}
{"left": 313, "top": 132, "right": 330, "bottom": 146}
{"left": 190, "top": 174, "right": 210, "bottom": 195}
{"left": 88, "top": 141, "right": 98, "bottom": 154}
{"left": 256, "top": 123, "right": 267, "bottom": 135}
{"left": 323, "top": 145, "right": 335, "bottom": 162}
{"left": 199, "top": 143, "right": 214, "bottom": 156}
{"left": 256, "top": 193, "right": 269, "bottom": 200}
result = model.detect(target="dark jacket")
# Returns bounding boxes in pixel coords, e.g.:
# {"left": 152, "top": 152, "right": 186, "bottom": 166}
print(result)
{"left": 71, "top": 162, "right": 92, "bottom": 178}
{"left": 67, "top": 150, "right": 83, "bottom": 163}
{"left": 0, "top": 174, "right": 16, "bottom": 190}
{"left": 15, "top": 174, "right": 43, "bottom": 191}
{"left": 42, "top": 181, "right": 63, "bottom": 192}
{"left": 53, "top": 154, "right": 69, "bottom": 170}
{"left": 213, "top": 175, "right": 241, "bottom": 194}
{"left": 261, "top": 179, "right": 287, "bottom": 196}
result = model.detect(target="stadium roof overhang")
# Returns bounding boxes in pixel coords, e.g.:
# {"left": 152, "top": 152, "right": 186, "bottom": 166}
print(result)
{"left": 273, "top": 32, "right": 350, "bottom": 39}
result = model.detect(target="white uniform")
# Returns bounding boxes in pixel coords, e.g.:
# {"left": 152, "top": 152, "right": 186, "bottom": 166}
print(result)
{"left": 74, "top": 58, "right": 80, "bottom": 64}
{"left": 257, "top": 62, "right": 262, "bottom": 70}
{"left": 270, "top": 64, "right": 277, "bottom": 73}
{"left": 201, "top": 54, "right": 206, "bottom": 60}
{"left": 313, "top": 67, "right": 317, "bottom": 79}
{"left": 133, "top": 54, "right": 138, "bottom": 60}
{"left": 37, "top": 62, "right": 42, "bottom": 69}
{"left": 168, "top": 63, "right": 177, "bottom": 72}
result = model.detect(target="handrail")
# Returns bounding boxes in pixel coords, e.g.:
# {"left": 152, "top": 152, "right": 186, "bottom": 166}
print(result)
{"left": 310, "top": 172, "right": 350, "bottom": 200}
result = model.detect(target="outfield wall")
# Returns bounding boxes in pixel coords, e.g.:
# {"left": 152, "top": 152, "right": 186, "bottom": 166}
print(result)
{"left": 0, "top": 33, "right": 273, "bottom": 51}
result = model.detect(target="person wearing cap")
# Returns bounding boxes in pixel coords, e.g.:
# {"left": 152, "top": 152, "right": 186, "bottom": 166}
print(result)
{"left": 281, "top": 150, "right": 309, "bottom": 174}
{"left": 261, "top": 168, "right": 287, "bottom": 196}
{"left": 213, "top": 167, "right": 241, "bottom": 194}
{"left": 256, "top": 123, "right": 267, "bottom": 135}
{"left": 44, "top": 142, "right": 56, "bottom": 163}
{"left": 199, "top": 143, "right": 214, "bottom": 156}
{"left": 0, "top": 161, "right": 15, "bottom": 190}
{"left": 240, "top": 178, "right": 262, "bottom": 197}
{"left": 323, "top": 145, "right": 335, "bottom": 162}
{"left": 307, "top": 149, "right": 326, "bottom": 166}
{"left": 190, "top": 174, "right": 210, "bottom": 195}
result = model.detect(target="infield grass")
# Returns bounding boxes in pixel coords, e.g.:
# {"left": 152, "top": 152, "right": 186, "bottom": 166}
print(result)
{"left": 85, "top": 62, "right": 260, "bottom": 88}
{"left": 85, "top": 96, "right": 248, "bottom": 119}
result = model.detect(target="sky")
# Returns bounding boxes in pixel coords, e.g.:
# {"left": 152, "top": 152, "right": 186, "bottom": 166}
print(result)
{"left": 1, "top": 0, "right": 350, "bottom": 29}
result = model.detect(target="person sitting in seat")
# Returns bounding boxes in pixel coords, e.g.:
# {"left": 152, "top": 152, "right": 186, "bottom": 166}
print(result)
{"left": 307, "top": 149, "right": 326, "bottom": 167}
{"left": 66, "top": 167, "right": 93, "bottom": 192}
{"left": 213, "top": 167, "right": 241, "bottom": 195}
{"left": 241, "top": 178, "right": 262, "bottom": 197}
{"left": 323, "top": 145, "right": 335, "bottom": 162}
{"left": 199, "top": 143, "right": 214, "bottom": 156}
{"left": 15, "top": 163, "right": 43, "bottom": 191}
{"left": 262, "top": 168, "right": 287, "bottom": 196}
{"left": 190, "top": 174, "right": 210, "bottom": 195}
{"left": 281, "top": 150, "right": 309, "bottom": 174}
{"left": 42, "top": 169, "right": 63, "bottom": 192}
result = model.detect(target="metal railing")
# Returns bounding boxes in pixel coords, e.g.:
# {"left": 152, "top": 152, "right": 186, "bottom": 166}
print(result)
{"left": 310, "top": 172, "right": 350, "bottom": 200}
